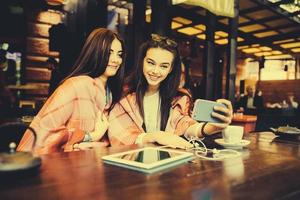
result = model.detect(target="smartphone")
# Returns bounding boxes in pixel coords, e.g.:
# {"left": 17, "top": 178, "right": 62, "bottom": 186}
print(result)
{"left": 191, "top": 99, "right": 227, "bottom": 123}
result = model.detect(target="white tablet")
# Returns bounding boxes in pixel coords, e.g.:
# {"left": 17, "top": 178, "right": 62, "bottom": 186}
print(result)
{"left": 102, "top": 147, "right": 194, "bottom": 174}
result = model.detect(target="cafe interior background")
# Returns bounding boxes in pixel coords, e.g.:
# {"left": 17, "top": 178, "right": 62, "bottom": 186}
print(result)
{"left": 0, "top": 0, "right": 300, "bottom": 130}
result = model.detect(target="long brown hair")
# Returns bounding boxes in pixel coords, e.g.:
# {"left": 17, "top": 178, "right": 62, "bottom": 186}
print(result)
{"left": 126, "top": 35, "right": 181, "bottom": 131}
{"left": 64, "top": 28, "right": 126, "bottom": 110}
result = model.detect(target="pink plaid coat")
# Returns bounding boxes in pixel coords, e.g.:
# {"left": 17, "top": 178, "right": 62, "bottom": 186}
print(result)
{"left": 17, "top": 76, "right": 109, "bottom": 154}
{"left": 108, "top": 92, "right": 197, "bottom": 146}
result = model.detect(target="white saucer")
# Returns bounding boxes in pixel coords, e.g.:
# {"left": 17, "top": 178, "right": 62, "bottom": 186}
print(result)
{"left": 214, "top": 139, "right": 251, "bottom": 149}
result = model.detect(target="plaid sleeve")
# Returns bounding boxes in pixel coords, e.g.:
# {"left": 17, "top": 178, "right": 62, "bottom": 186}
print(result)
{"left": 17, "top": 79, "right": 77, "bottom": 153}
{"left": 108, "top": 102, "right": 142, "bottom": 146}
{"left": 169, "top": 95, "right": 197, "bottom": 136}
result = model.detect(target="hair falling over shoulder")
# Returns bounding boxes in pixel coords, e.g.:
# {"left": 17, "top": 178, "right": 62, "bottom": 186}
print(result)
{"left": 64, "top": 28, "right": 127, "bottom": 111}
{"left": 125, "top": 34, "right": 182, "bottom": 130}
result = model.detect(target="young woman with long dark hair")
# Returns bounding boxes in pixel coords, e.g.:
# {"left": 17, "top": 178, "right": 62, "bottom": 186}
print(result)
{"left": 108, "top": 34, "right": 232, "bottom": 148}
{"left": 18, "top": 28, "right": 126, "bottom": 154}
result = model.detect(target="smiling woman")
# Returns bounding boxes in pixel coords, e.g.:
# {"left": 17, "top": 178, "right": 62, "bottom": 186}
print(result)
{"left": 17, "top": 28, "right": 126, "bottom": 154}
{"left": 143, "top": 48, "right": 174, "bottom": 94}
{"left": 108, "top": 34, "right": 233, "bottom": 149}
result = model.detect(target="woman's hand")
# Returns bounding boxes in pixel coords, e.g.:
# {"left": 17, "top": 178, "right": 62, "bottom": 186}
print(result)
{"left": 143, "top": 131, "right": 193, "bottom": 149}
{"left": 209, "top": 99, "right": 233, "bottom": 130}
{"left": 89, "top": 112, "right": 109, "bottom": 141}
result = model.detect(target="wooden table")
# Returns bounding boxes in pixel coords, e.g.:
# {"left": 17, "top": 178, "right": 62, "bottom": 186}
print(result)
{"left": 232, "top": 114, "right": 257, "bottom": 133}
{"left": 1, "top": 132, "right": 300, "bottom": 200}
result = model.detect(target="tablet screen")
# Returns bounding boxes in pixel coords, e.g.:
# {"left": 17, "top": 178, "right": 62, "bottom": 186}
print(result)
{"left": 102, "top": 147, "right": 194, "bottom": 173}
{"left": 114, "top": 148, "right": 182, "bottom": 164}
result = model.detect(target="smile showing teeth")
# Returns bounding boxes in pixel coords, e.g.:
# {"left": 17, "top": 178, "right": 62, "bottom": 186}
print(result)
{"left": 149, "top": 75, "right": 159, "bottom": 81}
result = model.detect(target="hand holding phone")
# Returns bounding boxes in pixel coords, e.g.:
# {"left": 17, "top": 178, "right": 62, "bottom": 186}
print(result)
{"left": 192, "top": 99, "right": 227, "bottom": 123}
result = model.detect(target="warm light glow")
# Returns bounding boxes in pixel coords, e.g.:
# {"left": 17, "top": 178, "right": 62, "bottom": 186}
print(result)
{"left": 146, "top": 14, "right": 151, "bottom": 23}
{"left": 291, "top": 48, "right": 300, "bottom": 52}
{"left": 280, "top": 4, "right": 300, "bottom": 13}
{"left": 259, "top": 46, "right": 272, "bottom": 51}
{"left": 215, "top": 31, "right": 228, "bottom": 37}
{"left": 173, "top": 17, "right": 192, "bottom": 25}
{"left": 215, "top": 39, "right": 228, "bottom": 45}
{"left": 244, "top": 61, "right": 259, "bottom": 80}
{"left": 254, "top": 31, "right": 278, "bottom": 38}
{"left": 260, "top": 60, "right": 296, "bottom": 80}
{"left": 197, "top": 34, "right": 206, "bottom": 40}
{"left": 237, "top": 37, "right": 244, "bottom": 42}
{"left": 194, "top": 24, "right": 206, "bottom": 31}
{"left": 238, "top": 16, "right": 249, "bottom": 23}
{"left": 239, "top": 24, "right": 266, "bottom": 32}
{"left": 270, "top": 50, "right": 282, "bottom": 55}
{"left": 265, "top": 54, "right": 293, "bottom": 59}
{"left": 280, "top": 42, "right": 300, "bottom": 48}
{"left": 267, "top": 0, "right": 281, "bottom": 3}
{"left": 254, "top": 52, "right": 272, "bottom": 57}
{"left": 273, "top": 39, "right": 295, "bottom": 44}
{"left": 145, "top": 9, "right": 152, "bottom": 15}
{"left": 242, "top": 48, "right": 261, "bottom": 53}
{"left": 171, "top": 21, "right": 183, "bottom": 29}
{"left": 245, "top": 58, "right": 296, "bottom": 81}
{"left": 177, "top": 27, "right": 202, "bottom": 35}
{"left": 261, "top": 70, "right": 288, "bottom": 80}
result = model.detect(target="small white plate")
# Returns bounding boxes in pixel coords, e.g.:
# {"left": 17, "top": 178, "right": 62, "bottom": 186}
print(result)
{"left": 214, "top": 138, "right": 251, "bottom": 149}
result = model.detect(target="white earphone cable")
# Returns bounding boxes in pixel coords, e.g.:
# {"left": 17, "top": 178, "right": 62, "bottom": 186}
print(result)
{"left": 186, "top": 137, "right": 241, "bottom": 161}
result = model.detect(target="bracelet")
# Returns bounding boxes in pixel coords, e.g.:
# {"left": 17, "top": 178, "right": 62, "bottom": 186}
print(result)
{"left": 201, "top": 122, "right": 209, "bottom": 137}
{"left": 83, "top": 132, "right": 93, "bottom": 142}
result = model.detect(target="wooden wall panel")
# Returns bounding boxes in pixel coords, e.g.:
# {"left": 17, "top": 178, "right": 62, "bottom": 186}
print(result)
{"left": 26, "top": 55, "right": 50, "bottom": 69}
{"left": 23, "top": 9, "right": 62, "bottom": 102}
{"left": 26, "top": 55, "right": 53, "bottom": 63}
{"left": 258, "top": 80, "right": 300, "bottom": 104}
{"left": 27, "top": 10, "right": 61, "bottom": 25}
{"left": 23, "top": 88, "right": 49, "bottom": 96}
{"left": 27, "top": 23, "right": 51, "bottom": 38}
{"left": 26, "top": 67, "right": 51, "bottom": 82}
{"left": 26, "top": 37, "right": 59, "bottom": 57}
{"left": 22, "top": 83, "right": 49, "bottom": 95}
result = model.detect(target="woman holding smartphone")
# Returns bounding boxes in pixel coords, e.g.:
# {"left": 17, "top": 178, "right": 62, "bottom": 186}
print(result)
{"left": 108, "top": 34, "right": 233, "bottom": 148}
{"left": 18, "top": 28, "right": 126, "bottom": 154}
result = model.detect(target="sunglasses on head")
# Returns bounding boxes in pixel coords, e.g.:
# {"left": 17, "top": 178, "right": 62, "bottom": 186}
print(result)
{"left": 151, "top": 34, "right": 178, "bottom": 48}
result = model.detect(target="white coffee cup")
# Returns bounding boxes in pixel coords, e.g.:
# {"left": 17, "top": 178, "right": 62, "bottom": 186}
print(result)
{"left": 222, "top": 125, "right": 244, "bottom": 144}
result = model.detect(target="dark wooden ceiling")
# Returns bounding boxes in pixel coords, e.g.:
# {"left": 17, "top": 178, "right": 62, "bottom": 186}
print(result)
{"left": 109, "top": 0, "right": 300, "bottom": 60}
